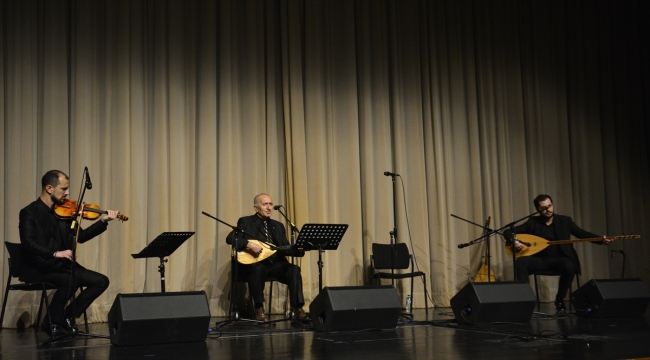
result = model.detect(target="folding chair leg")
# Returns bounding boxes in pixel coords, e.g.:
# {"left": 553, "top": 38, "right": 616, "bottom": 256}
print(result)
{"left": 422, "top": 274, "right": 428, "bottom": 316}
{"left": 41, "top": 284, "right": 56, "bottom": 335}
{"left": 534, "top": 275, "right": 541, "bottom": 311}
{"left": 83, "top": 311, "right": 89, "bottom": 333}
{"left": 268, "top": 281, "right": 273, "bottom": 313}
{"left": 0, "top": 274, "right": 11, "bottom": 327}
{"left": 37, "top": 289, "right": 46, "bottom": 327}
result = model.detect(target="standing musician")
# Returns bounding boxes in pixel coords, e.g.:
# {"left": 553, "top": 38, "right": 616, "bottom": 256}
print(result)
{"left": 226, "top": 193, "right": 309, "bottom": 323}
{"left": 18, "top": 170, "right": 119, "bottom": 337}
{"left": 505, "top": 194, "right": 611, "bottom": 312}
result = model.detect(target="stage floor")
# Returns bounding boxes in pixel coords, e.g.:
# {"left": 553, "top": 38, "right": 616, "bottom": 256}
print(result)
{"left": 1, "top": 303, "right": 649, "bottom": 359}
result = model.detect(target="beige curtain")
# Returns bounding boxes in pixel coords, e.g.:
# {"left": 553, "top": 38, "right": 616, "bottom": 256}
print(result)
{"left": 1, "top": 0, "right": 648, "bottom": 327}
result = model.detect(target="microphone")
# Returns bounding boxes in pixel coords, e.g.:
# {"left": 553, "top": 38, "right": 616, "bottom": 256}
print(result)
{"left": 384, "top": 171, "right": 399, "bottom": 177}
{"left": 273, "top": 205, "right": 282, "bottom": 210}
{"left": 85, "top": 167, "right": 93, "bottom": 190}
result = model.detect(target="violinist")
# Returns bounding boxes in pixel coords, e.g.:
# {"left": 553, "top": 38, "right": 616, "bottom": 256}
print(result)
{"left": 18, "top": 170, "right": 119, "bottom": 337}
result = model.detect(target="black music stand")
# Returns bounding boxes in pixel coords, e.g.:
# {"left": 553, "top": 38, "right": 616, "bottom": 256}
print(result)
{"left": 132, "top": 232, "right": 195, "bottom": 292}
{"left": 295, "top": 224, "right": 348, "bottom": 291}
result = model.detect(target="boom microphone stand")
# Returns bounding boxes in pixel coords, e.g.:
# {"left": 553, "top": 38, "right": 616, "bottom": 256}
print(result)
{"left": 201, "top": 212, "right": 268, "bottom": 327}
{"left": 453, "top": 206, "right": 550, "bottom": 281}
{"left": 275, "top": 205, "right": 299, "bottom": 263}
{"left": 269, "top": 205, "right": 303, "bottom": 323}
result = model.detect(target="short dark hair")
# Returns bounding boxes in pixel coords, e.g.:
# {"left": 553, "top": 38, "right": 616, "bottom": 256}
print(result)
{"left": 41, "top": 170, "right": 69, "bottom": 189}
{"left": 533, "top": 194, "right": 553, "bottom": 209}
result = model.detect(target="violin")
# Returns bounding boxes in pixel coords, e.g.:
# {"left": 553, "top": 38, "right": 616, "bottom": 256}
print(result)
{"left": 54, "top": 199, "right": 129, "bottom": 222}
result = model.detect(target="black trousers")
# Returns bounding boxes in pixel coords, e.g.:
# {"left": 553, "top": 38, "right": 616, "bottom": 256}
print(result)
{"left": 516, "top": 255, "right": 576, "bottom": 300}
{"left": 35, "top": 265, "right": 109, "bottom": 325}
{"left": 237, "top": 260, "right": 304, "bottom": 309}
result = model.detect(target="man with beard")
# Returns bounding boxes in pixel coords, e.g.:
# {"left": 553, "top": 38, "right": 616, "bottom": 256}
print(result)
{"left": 226, "top": 193, "right": 309, "bottom": 323}
{"left": 506, "top": 194, "right": 610, "bottom": 312}
{"left": 19, "top": 170, "right": 119, "bottom": 337}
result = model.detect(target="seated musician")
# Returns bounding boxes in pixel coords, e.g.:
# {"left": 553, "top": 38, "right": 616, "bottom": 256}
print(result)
{"left": 505, "top": 194, "right": 610, "bottom": 312}
{"left": 226, "top": 193, "right": 309, "bottom": 322}
{"left": 18, "top": 170, "right": 119, "bottom": 337}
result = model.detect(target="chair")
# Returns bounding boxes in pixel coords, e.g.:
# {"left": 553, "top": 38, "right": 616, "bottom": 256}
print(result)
{"left": 532, "top": 270, "right": 581, "bottom": 312}
{"left": 229, "top": 277, "right": 281, "bottom": 319}
{"left": 1, "top": 242, "right": 88, "bottom": 332}
{"left": 371, "top": 243, "right": 428, "bottom": 315}
{"left": 224, "top": 254, "right": 291, "bottom": 325}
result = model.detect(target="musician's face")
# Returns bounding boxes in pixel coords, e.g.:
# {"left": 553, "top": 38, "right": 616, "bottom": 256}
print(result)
{"left": 47, "top": 176, "right": 70, "bottom": 206}
{"left": 254, "top": 195, "right": 273, "bottom": 220}
{"left": 537, "top": 199, "right": 554, "bottom": 219}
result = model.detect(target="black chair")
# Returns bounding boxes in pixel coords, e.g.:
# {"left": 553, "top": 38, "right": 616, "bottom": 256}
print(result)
{"left": 371, "top": 243, "right": 428, "bottom": 315}
{"left": 224, "top": 254, "right": 291, "bottom": 325}
{"left": 229, "top": 276, "right": 281, "bottom": 319}
{"left": 532, "top": 270, "right": 581, "bottom": 312}
{"left": 1, "top": 242, "right": 88, "bottom": 332}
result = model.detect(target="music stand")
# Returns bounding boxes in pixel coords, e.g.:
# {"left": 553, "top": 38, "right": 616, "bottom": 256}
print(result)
{"left": 295, "top": 224, "right": 348, "bottom": 291}
{"left": 132, "top": 232, "right": 195, "bottom": 292}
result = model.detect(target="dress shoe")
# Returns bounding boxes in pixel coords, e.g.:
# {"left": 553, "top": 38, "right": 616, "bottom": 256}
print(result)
{"left": 254, "top": 307, "right": 268, "bottom": 322}
{"left": 61, "top": 318, "right": 79, "bottom": 335}
{"left": 294, "top": 308, "right": 310, "bottom": 322}
{"left": 41, "top": 321, "right": 64, "bottom": 338}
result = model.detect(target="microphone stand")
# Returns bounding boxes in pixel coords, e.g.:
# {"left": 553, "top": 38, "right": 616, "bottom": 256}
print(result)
{"left": 42, "top": 169, "right": 106, "bottom": 346}
{"left": 388, "top": 175, "right": 398, "bottom": 286}
{"left": 273, "top": 206, "right": 303, "bottom": 322}
{"left": 385, "top": 173, "right": 413, "bottom": 321}
{"left": 276, "top": 206, "right": 300, "bottom": 265}
{"left": 453, "top": 215, "right": 493, "bottom": 282}
{"left": 454, "top": 207, "right": 547, "bottom": 282}
{"left": 202, "top": 212, "right": 268, "bottom": 328}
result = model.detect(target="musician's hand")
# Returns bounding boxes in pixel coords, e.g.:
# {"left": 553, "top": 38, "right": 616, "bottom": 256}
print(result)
{"left": 101, "top": 210, "right": 119, "bottom": 223}
{"left": 514, "top": 240, "right": 525, "bottom": 251}
{"left": 602, "top": 235, "right": 612, "bottom": 245}
{"left": 246, "top": 241, "right": 263, "bottom": 257}
{"left": 54, "top": 249, "right": 73, "bottom": 261}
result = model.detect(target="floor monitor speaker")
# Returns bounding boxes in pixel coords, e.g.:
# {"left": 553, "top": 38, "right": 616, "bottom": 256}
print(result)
{"left": 309, "top": 286, "right": 401, "bottom": 332}
{"left": 108, "top": 291, "right": 211, "bottom": 346}
{"left": 571, "top": 278, "right": 650, "bottom": 317}
{"left": 450, "top": 282, "right": 536, "bottom": 324}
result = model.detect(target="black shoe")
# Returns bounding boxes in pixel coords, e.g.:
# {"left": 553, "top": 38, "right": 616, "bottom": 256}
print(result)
{"left": 41, "top": 322, "right": 64, "bottom": 338}
{"left": 293, "top": 308, "right": 311, "bottom": 322}
{"left": 61, "top": 318, "right": 79, "bottom": 335}
{"left": 555, "top": 298, "right": 566, "bottom": 311}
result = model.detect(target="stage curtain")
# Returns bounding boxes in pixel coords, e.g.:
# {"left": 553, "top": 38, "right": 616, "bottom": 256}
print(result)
{"left": 0, "top": 0, "right": 648, "bottom": 326}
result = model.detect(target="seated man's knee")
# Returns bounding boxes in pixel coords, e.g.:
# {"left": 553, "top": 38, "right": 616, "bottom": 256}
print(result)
{"left": 95, "top": 274, "right": 110, "bottom": 291}
{"left": 287, "top": 264, "right": 302, "bottom": 278}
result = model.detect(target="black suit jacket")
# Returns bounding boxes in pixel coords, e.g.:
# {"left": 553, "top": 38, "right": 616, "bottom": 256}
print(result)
{"left": 509, "top": 214, "right": 600, "bottom": 275}
{"left": 18, "top": 198, "right": 109, "bottom": 281}
{"left": 226, "top": 214, "right": 304, "bottom": 261}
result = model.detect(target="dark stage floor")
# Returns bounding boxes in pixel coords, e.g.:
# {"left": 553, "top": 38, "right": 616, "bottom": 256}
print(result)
{"left": 1, "top": 303, "right": 650, "bottom": 360}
